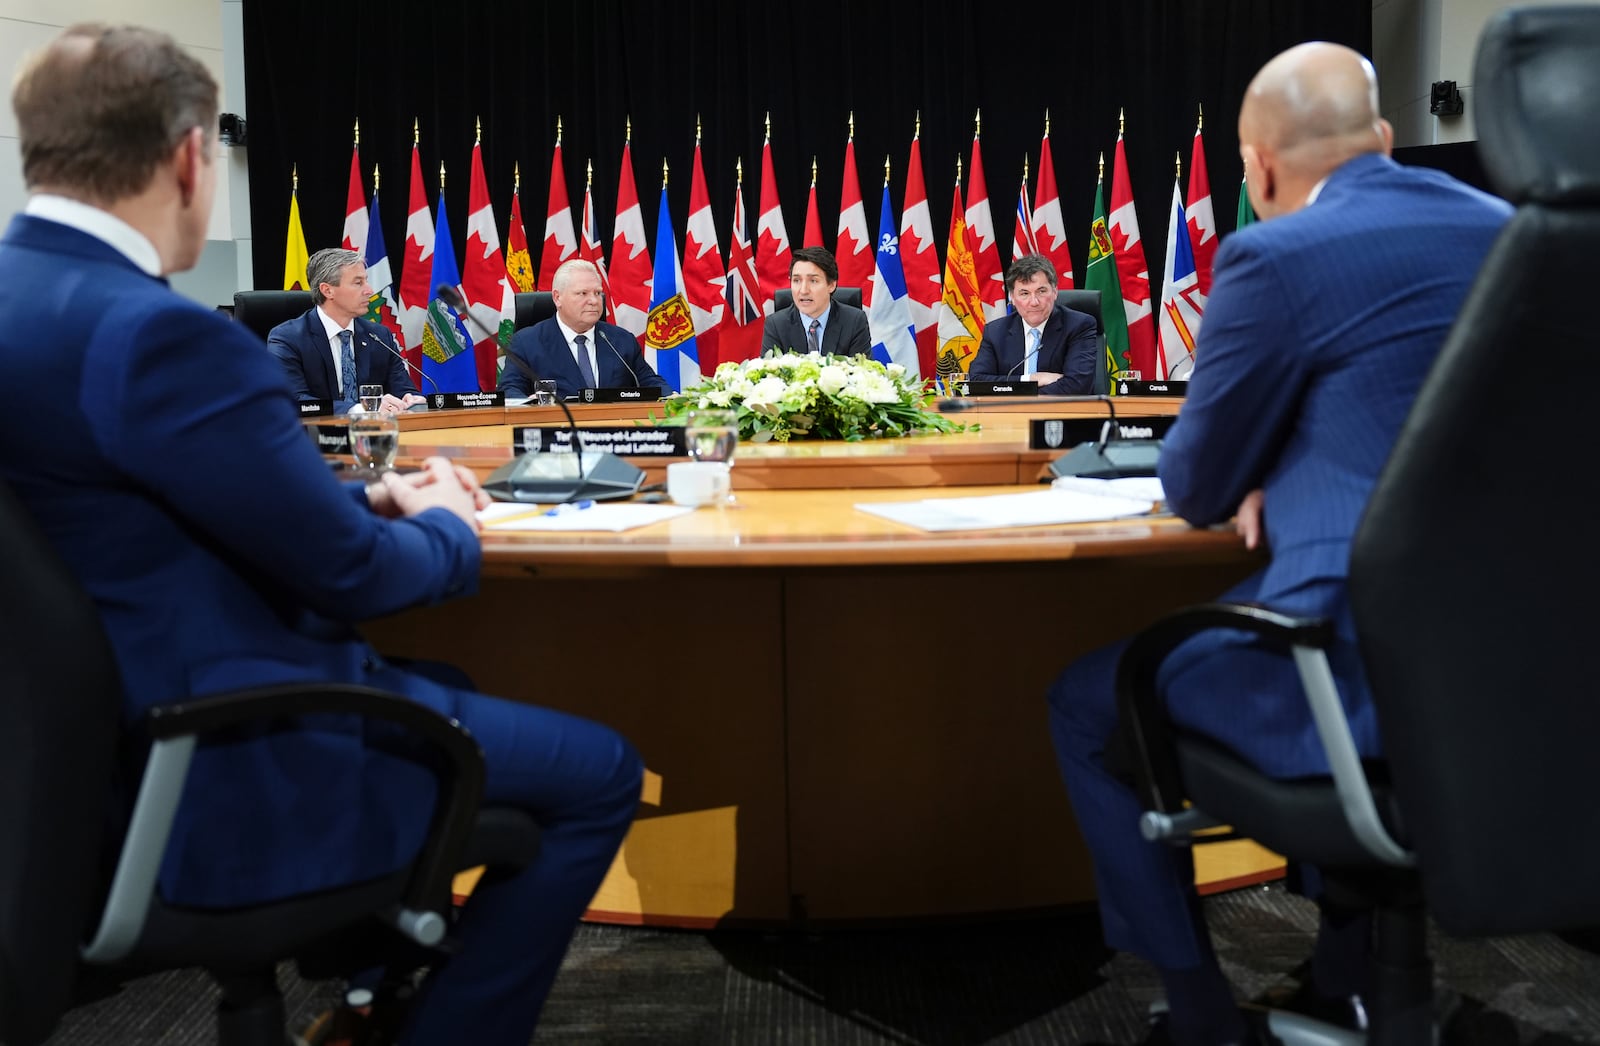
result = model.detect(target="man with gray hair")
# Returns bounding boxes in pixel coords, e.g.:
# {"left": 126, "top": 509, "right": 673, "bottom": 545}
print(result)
{"left": 268, "top": 246, "right": 424, "bottom": 414}
{"left": 968, "top": 253, "right": 1098, "bottom": 393}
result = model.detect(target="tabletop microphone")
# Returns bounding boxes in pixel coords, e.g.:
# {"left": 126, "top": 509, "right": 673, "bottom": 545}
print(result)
{"left": 595, "top": 327, "right": 640, "bottom": 387}
{"left": 1044, "top": 395, "right": 1164, "bottom": 479}
{"left": 1006, "top": 340, "right": 1040, "bottom": 379}
{"left": 368, "top": 333, "right": 439, "bottom": 395}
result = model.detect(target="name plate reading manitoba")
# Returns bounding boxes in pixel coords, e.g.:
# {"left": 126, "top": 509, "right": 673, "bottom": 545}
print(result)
{"left": 297, "top": 400, "right": 333, "bottom": 417}
{"left": 423, "top": 391, "right": 505, "bottom": 410}
{"left": 1030, "top": 415, "right": 1177, "bottom": 450}
{"left": 1115, "top": 380, "right": 1187, "bottom": 397}
{"left": 307, "top": 423, "right": 351, "bottom": 455}
{"left": 512, "top": 426, "right": 687, "bottom": 456}
{"left": 954, "top": 380, "right": 1040, "bottom": 397}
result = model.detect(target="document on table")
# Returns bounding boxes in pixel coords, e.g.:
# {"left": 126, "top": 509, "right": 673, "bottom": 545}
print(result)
{"left": 478, "top": 501, "right": 694, "bottom": 532}
{"left": 855, "top": 487, "right": 1156, "bottom": 532}
{"left": 1049, "top": 475, "right": 1167, "bottom": 503}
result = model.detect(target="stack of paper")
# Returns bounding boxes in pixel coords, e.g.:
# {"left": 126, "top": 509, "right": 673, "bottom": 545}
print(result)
{"left": 855, "top": 487, "right": 1156, "bottom": 532}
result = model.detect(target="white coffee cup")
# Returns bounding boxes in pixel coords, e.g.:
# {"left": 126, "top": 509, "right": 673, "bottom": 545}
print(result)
{"left": 667, "top": 461, "right": 730, "bottom": 507}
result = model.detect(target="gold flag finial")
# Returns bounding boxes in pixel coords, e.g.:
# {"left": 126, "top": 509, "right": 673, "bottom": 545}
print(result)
{"left": 439, "top": 162, "right": 445, "bottom": 190}
{"left": 586, "top": 158, "right": 593, "bottom": 188}
{"left": 1098, "top": 151, "right": 1105, "bottom": 183}
{"left": 764, "top": 112, "right": 771, "bottom": 141}
{"left": 556, "top": 115, "right": 563, "bottom": 146}
{"left": 291, "top": 163, "right": 298, "bottom": 193}
{"left": 353, "top": 118, "right": 360, "bottom": 146}
{"left": 883, "top": 155, "right": 891, "bottom": 186}
{"left": 737, "top": 157, "right": 744, "bottom": 183}
{"left": 412, "top": 118, "right": 419, "bottom": 146}
{"left": 475, "top": 116, "right": 481, "bottom": 145}
{"left": 696, "top": 114, "right": 702, "bottom": 144}
{"left": 1197, "top": 103, "right": 1204, "bottom": 131}
{"left": 810, "top": 157, "right": 817, "bottom": 186}
{"left": 956, "top": 155, "right": 963, "bottom": 186}
{"left": 626, "top": 116, "right": 632, "bottom": 144}
{"left": 914, "top": 110, "right": 921, "bottom": 140}
{"left": 1175, "top": 151, "right": 1182, "bottom": 180}
{"left": 975, "top": 108, "right": 982, "bottom": 138}
{"left": 1119, "top": 107, "right": 1125, "bottom": 136}
{"left": 514, "top": 162, "right": 520, "bottom": 193}
{"left": 1044, "top": 109, "right": 1050, "bottom": 137}
{"left": 849, "top": 111, "right": 855, "bottom": 140}
{"left": 662, "top": 158, "right": 669, "bottom": 188}
{"left": 1024, "top": 154, "right": 1030, "bottom": 182}
{"left": 373, "top": 163, "right": 380, "bottom": 192}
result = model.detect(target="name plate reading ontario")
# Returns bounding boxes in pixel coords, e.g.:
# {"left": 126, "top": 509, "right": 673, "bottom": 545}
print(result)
{"left": 308, "top": 423, "right": 351, "bottom": 455}
{"left": 954, "top": 380, "right": 1040, "bottom": 397}
{"left": 1030, "top": 415, "right": 1177, "bottom": 450}
{"left": 297, "top": 399, "right": 334, "bottom": 417}
{"left": 424, "top": 391, "right": 505, "bottom": 410}
{"left": 565, "top": 387, "right": 665, "bottom": 403}
{"left": 512, "top": 426, "right": 687, "bottom": 457}
{"left": 1115, "top": 379, "right": 1188, "bottom": 397}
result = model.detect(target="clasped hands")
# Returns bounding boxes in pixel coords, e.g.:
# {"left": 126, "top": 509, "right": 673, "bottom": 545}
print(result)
{"left": 367, "top": 456, "right": 489, "bottom": 532}
{"left": 353, "top": 393, "right": 427, "bottom": 416}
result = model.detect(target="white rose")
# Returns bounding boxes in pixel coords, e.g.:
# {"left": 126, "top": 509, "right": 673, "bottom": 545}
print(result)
{"left": 816, "top": 365, "right": 849, "bottom": 396}
{"left": 745, "top": 375, "right": 789, "bottom": 415}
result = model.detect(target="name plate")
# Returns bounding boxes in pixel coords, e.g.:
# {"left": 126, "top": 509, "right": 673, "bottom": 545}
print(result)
{"left": 1030, "top": 415, "right": 1177, "bottom": 450}
{"left": 567, "top": 387, "right": 664, "bottom": 403}
{"left": 297, "top": 399, "right": 333, "bottom": 417}
{"left": 954, "top": 380, "right": 1039, "bottom": 397}
{"left": 512, "top": 425, "right": 687, "bottom": 456}
{"left": 308, "top": 423, "right": 351, "bottom": 455}
{"left": 1115, "top": 379, "right": 1187, "bottom": 397}
{"left": 423, "top": 391, "right": 506, "bottom": 410}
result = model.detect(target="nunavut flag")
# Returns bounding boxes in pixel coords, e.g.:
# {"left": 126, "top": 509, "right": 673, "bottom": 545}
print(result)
{"left": 645, "top": 183, "right": 700, "bottom": 391}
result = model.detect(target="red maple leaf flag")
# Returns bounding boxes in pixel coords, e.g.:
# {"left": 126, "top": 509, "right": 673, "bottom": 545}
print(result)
{"left": 1109, "top": 122, "right": 1156, "bottom": 377}
{"left": 462, "top": 136, "right": 515, "bottom": 391}
{"left": 341, "top": 126, "right": 367, "bottom": 257}
{"left": 1032, "top": 116, "right": 1075, "bottom": 288}
{"left": 683, "top": 138, "right": 727, "bottom": 373}
{"left": 536, "top": 122, "right": 577, "bottom": 291}
{"left": 1186, "top": 113, "right": 1218, "bottom": 298}
{"left": 723, "top": 162, "right": 763, "bottom": 364}
{"left": 965, "top": 115, "right": 1006, "bottom": 323}
{"left": 754, "top": 119, "right": 791, "bottom": 316}
{"left": 802, "top": 160, "right": 823, "bottom": 248}
{"left": 836, "top": 125, "right": 873, "bottom": 295}
{"left": 899, "top": 124, "right": 941, "bottom": 378}
{"left": 397, "top": 129, "right": 434, "bottom": 375}
{"left": 609, "top": 132, "right": 653, "bottom": 341}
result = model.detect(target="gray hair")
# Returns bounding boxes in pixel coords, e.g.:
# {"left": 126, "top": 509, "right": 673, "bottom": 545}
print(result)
{"left": 1005, "top": 253, "right": 1058, "bottom": 294}
{"left": 307, "top": 247, "right": 362, "bottom": 304}
{"left": 551, "top": 258, "right": 604, "bottom": 292}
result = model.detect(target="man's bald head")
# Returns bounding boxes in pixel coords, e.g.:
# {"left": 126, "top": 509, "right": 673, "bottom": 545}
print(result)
{"left": 1238, "top": 42, "right": 1392, "bottom": 219}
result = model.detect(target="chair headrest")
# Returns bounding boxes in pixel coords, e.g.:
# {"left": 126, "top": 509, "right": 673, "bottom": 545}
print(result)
{"left": 1474, "top": 5, "right": 1600, "bottom": 204}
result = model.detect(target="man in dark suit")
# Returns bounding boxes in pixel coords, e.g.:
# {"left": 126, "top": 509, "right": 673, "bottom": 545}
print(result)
{"left": 499, "top": 258, "right": 670, "bottom": 400}
{"left": 0, "top": 26, "right": 640, "bottom": 1045}
{"left": 1046, "top": 43, "right": 1511, "bottom": 1044}
{"left": 760, "top": 246, "right": 872, "bottom": 357}
{"left": 968, "top": 254, "right": 1098, "bottom": 393}
{"left": 267, "top": 247, "right": 424, "bottom": 414}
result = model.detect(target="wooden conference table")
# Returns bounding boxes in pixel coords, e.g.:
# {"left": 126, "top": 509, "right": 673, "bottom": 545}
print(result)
{"left": 353, "top": 396, "right": 1274, "bottom": 927}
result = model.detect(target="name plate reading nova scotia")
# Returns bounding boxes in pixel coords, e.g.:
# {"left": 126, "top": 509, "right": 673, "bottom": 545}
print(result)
{"left": 424, "top": 391, "right": 505, "bottom": 410}
{"left": 512, "top": 426, "right": 687, "bottom": 456}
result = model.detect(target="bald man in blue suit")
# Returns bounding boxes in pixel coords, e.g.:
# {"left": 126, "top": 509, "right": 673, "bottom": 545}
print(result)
{"left": 0, "top": 26, "right": 639, "bottom": 1045}
{"left": 1046, "top": 43, "right": 1511, "bottom": 1044}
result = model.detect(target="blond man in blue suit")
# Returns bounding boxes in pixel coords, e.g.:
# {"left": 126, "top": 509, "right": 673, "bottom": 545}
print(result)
{"left": 0, "top": 25, "right": 639, "bottom": 1044}
{"left": 1047, "top": 43, "right": 1511, "bottom": 1045}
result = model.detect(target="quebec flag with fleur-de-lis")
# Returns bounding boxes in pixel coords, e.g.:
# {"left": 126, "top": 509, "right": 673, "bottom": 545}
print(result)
{"left": 866, "top": 183, "right": 921, "bottom": 376}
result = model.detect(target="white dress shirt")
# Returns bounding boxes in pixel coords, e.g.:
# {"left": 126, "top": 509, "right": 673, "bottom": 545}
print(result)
{"left": 556, "top": 316, "right": 602, "bottom": 380}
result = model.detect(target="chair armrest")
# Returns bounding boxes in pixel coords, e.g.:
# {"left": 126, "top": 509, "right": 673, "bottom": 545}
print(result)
{"left": 84, "top": 684, "right": 484, "bottom": 964}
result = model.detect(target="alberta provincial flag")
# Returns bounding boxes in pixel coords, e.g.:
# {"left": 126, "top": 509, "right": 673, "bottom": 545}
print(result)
{"left": 645, "top": 185, "right": 700, "bottom": 391}
{"left": 1157, "top": 180, "right": 1202, "bottom": 380}
{"left": 866, "top": 183, "right": 920, "bottom": 376}
{"left": 421, "top": 195, "right": 477, "bottom": 392}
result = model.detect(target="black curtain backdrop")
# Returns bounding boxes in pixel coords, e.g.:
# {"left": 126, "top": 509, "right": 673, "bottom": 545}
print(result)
{"left": 242, "top": 1, "right": 1369, "bottom": 302}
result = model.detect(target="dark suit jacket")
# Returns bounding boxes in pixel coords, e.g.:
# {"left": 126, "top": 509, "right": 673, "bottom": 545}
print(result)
{"left": 266, "top": 309, "right": 418, "bottom": 412}
{"left": 499, "top": 318, "right": 671, "bottom": 400}
{"left": 0, "top": 214, "right": 483, "bottom": 907}
{"left": 759, "top": 300, "right": 872, "bottom": 357}
{"left": 969, "top": 304, "right": 1098, "bottom": 394}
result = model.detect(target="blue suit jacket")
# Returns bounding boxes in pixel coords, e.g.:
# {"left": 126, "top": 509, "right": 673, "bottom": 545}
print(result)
{"left": 0, "top": 215, "right": 483, "bottom": 907}
{"left": 499, "top": 318, "right": 671, "bottom": 400}
{"left": 1155, "top": 153, "right": 1511, "bottom": 775}
{"left": 267, "top": 309, "right": 418, "bottom": 412}
{"left": 969, "top": 303, "right": 1098, "bottom": 394}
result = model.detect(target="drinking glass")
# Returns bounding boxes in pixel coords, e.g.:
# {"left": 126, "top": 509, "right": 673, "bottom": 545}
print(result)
{"left": 358, "top": 384, "right": 384, "bottom": 412}
{"left": 685, "top": 409, "right": 739, "bottom": 506}
{"left": 534, "top": 379, "right": 558, "bottom": 406}
{"left": 348, "top": 412, "right": 400, "bottom": 477}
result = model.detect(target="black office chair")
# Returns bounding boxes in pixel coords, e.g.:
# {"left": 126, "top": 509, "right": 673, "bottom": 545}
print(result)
{"left": 772, "top": 286, "right": 864, "bottom": 311}
{"left": 513, "top": 291, "right": 557, "bottom": 331}
{"left": 1058, "top": 288, "right": 1109, "bottom": 394}
{"left": 233, "top": 289, "right": 313, "bottom": 342}
{"left": 1115, "top": 7, "right": 1600, "bottom": 1043}
{"left": 0, "top": 475, "right": 541, "bottom": 1046}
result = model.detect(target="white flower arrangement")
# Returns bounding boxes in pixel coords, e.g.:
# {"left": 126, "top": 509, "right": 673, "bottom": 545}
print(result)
{"left": 663, "top": 351, "right": 968, "bottom": 442}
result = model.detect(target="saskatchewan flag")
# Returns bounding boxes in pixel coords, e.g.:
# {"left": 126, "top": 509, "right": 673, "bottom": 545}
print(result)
{"left": 1086, "top": 177, "right": 1132, "bottom": 394}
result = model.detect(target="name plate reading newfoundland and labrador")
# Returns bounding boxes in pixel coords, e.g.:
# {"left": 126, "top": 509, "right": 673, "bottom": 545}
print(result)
{"left": 1030, "top": 415, "right": 1177, "bottom": 450}
{"left": 954, "top": 380, "right": 1040, "bottom": 397}
{"left": 512, "top": 426, "right": 687, "bottom": 457}
{"left": 1114, "top": 379, "right": 1188, "bottom": 397}
{"left": 424, "top": 391, "right": 505, "bottom": 410}
{"left": 308, "top": 423, "right": 351, "bottom": 456}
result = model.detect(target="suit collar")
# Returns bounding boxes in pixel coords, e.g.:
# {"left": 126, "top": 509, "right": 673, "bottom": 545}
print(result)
{"left": 24, "top": 194, "right": 163, "bottom": 276}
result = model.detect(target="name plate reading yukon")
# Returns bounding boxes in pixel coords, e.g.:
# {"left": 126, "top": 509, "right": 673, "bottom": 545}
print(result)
{"left": 566, "top": 387, "right": 664, "bottom": 403}
{"left": 953, "top": 380, "right": 1040, "bottom": 397}
{"left": 297, "top": 399, "right": 334, "bottom": 417}
{"left": 512, "top": 425, "right": 687, "bottom": 456}
{"left": 423, "top": 391, "right": 505, "bottom": 410}
{"left": 308, "top": 423, "right": 351, "bottom": 456}
{"left": 1030, "top": 415, "right": 1177, "bottom": 450}
{"left": 1114, "top": 379, "right": 1187, "bottom": 397}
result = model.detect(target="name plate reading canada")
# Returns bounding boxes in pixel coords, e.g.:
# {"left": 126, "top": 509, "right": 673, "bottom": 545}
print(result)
{"left": 954, "top": 380, "right": 1040, "bottom": 397}
{"left": 1114, "top": 380, "right": 1187, "bottom": 398}
{"left": 1030, "top": 415, "right": 1177, "bottom": 450}
{"left": 512, "top": 426, "right": 687, "bottom": 456}
{"left": 297, "top": 399, "right": 334, "bottom": 417}
{"left": 423, "top": 391, "right": 505, "bottom": 410}
{"left": 308, "top": 423, "right": 351, "bottom": 455}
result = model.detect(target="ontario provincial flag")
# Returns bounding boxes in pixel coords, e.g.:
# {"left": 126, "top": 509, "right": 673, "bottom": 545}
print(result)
{"left": 421, "top": 192, "right": 478, "bottom": 392}
{"left": 645, "top": 184, "right": 700, "bottom": 391}
{"left": 1157, "top": 178, "right": 1202, "bottom": 380}
{"left": 866, "top": 181, "right": 920, "bottom": 376}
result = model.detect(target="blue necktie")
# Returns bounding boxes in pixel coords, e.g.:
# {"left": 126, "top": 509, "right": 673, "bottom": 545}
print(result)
{"left": 574, "top": 334, "right": 597, "bottom": 387}
{"left": 338, "top": 329, "right": 357, "bottom": 404}
{"left": 1028, "top": 328, "right": 1041, "bottom": 376}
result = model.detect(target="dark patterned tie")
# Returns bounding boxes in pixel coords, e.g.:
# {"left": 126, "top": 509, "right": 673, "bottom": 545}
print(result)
{"left": 574, "top": 334, "right": 598, "bottom": 387}
{"left": 807, "top": 319, "right": 821, "bottom": 354}
{"left": 338, "top": 329, "right": 357, "bottom": 404}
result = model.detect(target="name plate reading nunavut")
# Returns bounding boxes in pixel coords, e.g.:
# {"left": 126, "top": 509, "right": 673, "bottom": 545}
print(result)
{"left": 308, "top": 423, "right": 351, "bottom": 455}
{"left": 1030, "top": 415, "right": 1177, "bottom": 450}
{"left": 955, "top": 380, "right": 1040, "bottom": 397}
{"left": 512, "top": 425, "right": 687, "bottom": 456}
{"left": 423, "top": 391, "right": 505, "bottom": 410}
{"left": 297, "top": 399, "right": 333, "bottom": 417}
{"left": 1114, "top": 379, "right": 1187, "bottom": 397}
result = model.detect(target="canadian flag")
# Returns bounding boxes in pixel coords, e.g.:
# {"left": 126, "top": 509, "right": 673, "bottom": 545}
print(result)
{"left": 966, "top": 127, "right": 1006, "bottom": 322}
{"left": 754, "top": 131, "right": 790, "bottom": 315}
{"left": 462, "top": 140, "right": 515, "bottom": 391}
{"left": 1032, "top": 127, "right": 1075, "bottom": 287}
{"left": 836, "top": 134, "right": 872, "bottom": 294}
{"left": 608, "top": 140, "right": 652, "bottom": 340}
{"left": 802, "top": 172, "right": 823, "bottom": 248}
{"left": 536, "top": 129, "right": 577, "bottom": 291}
{"left": 341, "top": 138, "right": 366, "bottom": 258}
{"left": 899, "top": 132, "right": 941, "bottom": 378}
{"left": 396, "top": 141, "right": 434, "bottom": 375}
{"left": 683, "top": 142, "right": 727, "bottom": 372}
{"left": 1186, "top": 121, "right": 1218, "bottom": 297}
{"left": 1109, "top": 130, "right": 1156, "bottom": 378}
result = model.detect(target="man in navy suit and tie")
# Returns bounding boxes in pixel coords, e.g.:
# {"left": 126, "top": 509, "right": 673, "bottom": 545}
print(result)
{"left": 1, "top": 25, "right": 640, "bottom": 1044}
{"left": 499, "top": 258, "right": 670, "bottom": 400}
{"left": 267, "top": 247, "right": 425, "bottom": 414}
{"left": 1046, "top": 43, "right": 1511, "bottom": 1044}
{"left": 968, "top": 254, "right": 1098, "bottom": 393}
{"left": 760, "top": 246, "right": 873, "bottom": 357}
